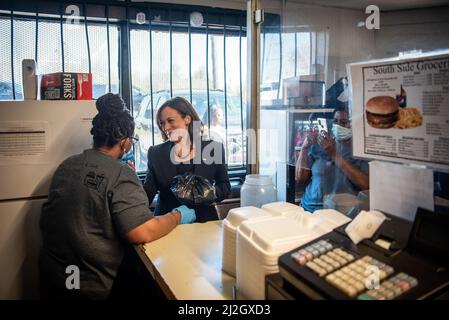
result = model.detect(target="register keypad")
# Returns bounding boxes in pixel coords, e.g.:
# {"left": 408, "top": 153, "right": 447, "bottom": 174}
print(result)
{"left": 290, "top": 240, "right": 419, "bottom": 299}
{"left": 357, "top": 272, "right": 418, "bottom": 300}
{"left": 290, "top": 240, "right": 354, "bottom": 277}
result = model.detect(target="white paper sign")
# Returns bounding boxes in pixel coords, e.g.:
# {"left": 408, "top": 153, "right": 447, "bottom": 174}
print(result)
{"left": 369, "top": 161, "right": 434, "bottom": 221}
{"left": 348, "top": 50, "right": 449, "bottom": 170}
{"left": 0, "top": 121, "right": 49, "bottom": 165}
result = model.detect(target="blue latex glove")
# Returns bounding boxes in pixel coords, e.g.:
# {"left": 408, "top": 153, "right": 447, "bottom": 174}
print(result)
{"left": 173, "top": 205, "right": 196, "bottom": 224}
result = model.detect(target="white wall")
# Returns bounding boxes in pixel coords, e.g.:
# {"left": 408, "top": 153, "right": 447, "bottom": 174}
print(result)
{"left": 374, "top": 6, "right": 449, "bottom": 57}
{"left": 262, "top": 0, "right": 376, "bottom": 86}
{"left": 284, "top": 5, "right": 375, "bottom": 85}
{"left": 263, "top": 2, "right": 449, "bottom": 84}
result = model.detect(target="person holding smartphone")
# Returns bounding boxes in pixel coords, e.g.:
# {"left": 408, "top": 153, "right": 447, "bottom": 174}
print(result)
{"left": 295, "top": 110, "right": 369, "bottom": 213}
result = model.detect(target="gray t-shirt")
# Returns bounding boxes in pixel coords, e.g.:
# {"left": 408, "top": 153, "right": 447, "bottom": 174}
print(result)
{"left": 40, "top": 149, "right": 152, "bottom": 299}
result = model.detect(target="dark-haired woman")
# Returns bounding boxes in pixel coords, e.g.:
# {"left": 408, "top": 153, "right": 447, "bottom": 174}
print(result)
{"left": 39, "top": 93, "right": 195, "bottom": 300}
{"left": 143, "top": 97, "right": 231, "bottom": 223}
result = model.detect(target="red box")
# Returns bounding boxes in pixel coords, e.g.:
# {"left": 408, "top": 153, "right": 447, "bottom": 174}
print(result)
{"left": 40, "top": 73, "right": 92, "bottom": 100}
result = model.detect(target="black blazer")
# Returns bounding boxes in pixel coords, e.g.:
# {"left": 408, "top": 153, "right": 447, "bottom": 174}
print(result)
{"left": 143, "top": 140, "right": 231, "bottom": 222}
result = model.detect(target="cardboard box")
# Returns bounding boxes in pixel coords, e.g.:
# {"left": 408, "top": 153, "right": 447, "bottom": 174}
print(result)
{"left": 40, "top": 73, "right": 92, "bottom": 100}
{"left": 282, "top": 76, "right": 325, "bottom": 107}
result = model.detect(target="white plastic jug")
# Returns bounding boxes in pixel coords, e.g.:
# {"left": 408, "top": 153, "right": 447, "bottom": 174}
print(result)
{"left": 240, "top": 174, "right": 277, "bottom": 208}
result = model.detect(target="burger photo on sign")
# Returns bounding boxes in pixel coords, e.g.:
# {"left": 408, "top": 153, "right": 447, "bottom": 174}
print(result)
{"left": 365, "top": 96, "right": 400, "bottom": 129}
{"left": 365, "top": 95, "right": 423, "bottom": 130}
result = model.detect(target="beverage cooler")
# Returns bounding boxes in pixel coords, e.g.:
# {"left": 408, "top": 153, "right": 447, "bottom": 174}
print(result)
{"left": 260, "top": 103, "right": 333, "bottom": 205}
{"left": 285, "top": 108, "right": 334, "bottom": 204}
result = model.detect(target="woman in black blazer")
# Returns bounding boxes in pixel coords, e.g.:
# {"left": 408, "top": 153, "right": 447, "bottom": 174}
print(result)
{"left": 143, "top": 97, "right": 231, "bottom": 222}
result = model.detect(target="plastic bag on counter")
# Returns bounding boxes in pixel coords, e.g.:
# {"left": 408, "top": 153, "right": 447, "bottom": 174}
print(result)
{"left": 170, "top": 173, "right": 216, "bottom": 205}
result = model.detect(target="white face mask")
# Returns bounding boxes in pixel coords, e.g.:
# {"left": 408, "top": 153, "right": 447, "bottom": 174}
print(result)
{"left": 332, "top": 124, "right": 352, "bottom": 141}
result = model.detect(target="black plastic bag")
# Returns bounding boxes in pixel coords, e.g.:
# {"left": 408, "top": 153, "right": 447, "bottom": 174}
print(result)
{"left": 170, "top": 173, "right": 216, "bottom": 206}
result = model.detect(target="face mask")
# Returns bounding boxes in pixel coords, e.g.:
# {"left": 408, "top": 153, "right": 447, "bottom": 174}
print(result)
{"left": 332, "top": 124, "right": 352, "bottom": 141}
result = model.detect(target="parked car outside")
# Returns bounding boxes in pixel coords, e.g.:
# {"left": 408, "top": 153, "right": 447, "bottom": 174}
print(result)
{"left": 134, "top": 90, "right": 246, "bottom": 172}
{"left": 0, "top": 82, "right": 23, "bottom": 100}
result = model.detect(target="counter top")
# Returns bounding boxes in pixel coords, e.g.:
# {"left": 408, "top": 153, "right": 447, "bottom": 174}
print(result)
{"left": 135, "top": 220, "right": 235, "bottom": 300}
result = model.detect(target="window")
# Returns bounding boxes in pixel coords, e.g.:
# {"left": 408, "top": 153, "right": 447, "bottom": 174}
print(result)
{"left": 260, "top": 20, "right": 328, "bottom": 101}
{"left": 129, "top": 10, "right": 247, "bottom": 173}
{"left": 134, "top": 89, "right": 245, "bottom": 172}
{"left": 0, "top": 10, "right": 119, "bottom": 100}
{"left": 0, "top": 2, "right": 247, "bottom": 176}
{"left": 258, "top": 9, "right": 329, "bottom": 184}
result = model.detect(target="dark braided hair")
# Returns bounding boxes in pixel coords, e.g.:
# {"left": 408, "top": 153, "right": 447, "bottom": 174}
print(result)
{"left": 91, "top": 93, "right": 135, "bottom": 148}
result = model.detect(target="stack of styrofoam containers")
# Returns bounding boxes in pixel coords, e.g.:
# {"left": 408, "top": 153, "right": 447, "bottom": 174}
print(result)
{"left": 234, "top": 205, "right": 353, "bottom": 299}
{"left": 262, "top": 202, "right": 353, "bottom": 233}
{"left": 313, "top": 208, "right": 352, "bottom": 232}
{"left": 262, "top": 201, "right": 304, "bottom": 219}
{"left": 262, "top": 201, "right": 325, "bottom": 229}
{"left": 236, "top": 215, "right": 325, "bottom": 300}
{"left": 222, "top": 202, "right": 306, "bottom": 277}
{"left": 222, "top": 206, "right": 272, "bottom": 277}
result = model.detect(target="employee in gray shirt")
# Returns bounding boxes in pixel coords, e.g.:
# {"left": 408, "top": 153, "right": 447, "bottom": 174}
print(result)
{"left": 39, "top": 93, "right": 195, "bottom": 300}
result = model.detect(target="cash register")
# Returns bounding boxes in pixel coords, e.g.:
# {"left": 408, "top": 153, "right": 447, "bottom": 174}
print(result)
{"left": 268, "top": 207, "right": 449, "bottom": 300}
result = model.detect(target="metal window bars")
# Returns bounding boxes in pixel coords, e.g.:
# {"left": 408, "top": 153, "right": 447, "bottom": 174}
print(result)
{"left": 0, "top": 1, "right": 248, "bottom": 170}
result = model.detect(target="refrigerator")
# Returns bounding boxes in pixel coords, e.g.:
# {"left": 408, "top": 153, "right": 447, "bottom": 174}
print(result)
{"left": 259, "top": 107, "right": 334, "bottom": 203}
{"left": 0, "top": 100, "right": 97, "bottom": 299}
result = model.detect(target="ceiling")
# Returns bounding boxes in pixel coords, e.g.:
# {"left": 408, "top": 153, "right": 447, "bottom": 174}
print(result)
{"left": 288, "top": 0, "right": 449, "bottom": 11}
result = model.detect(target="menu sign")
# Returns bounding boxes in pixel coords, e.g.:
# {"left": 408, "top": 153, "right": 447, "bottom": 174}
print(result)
{"left": 348, "top": 51, "right": 449, "bottom": 170}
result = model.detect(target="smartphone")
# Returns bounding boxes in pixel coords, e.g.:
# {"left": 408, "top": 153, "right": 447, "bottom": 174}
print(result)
{"left": 317, "top": 118, "right": 328, "bottom": 134}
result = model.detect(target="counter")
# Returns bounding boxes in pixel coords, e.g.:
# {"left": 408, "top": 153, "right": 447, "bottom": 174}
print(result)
{"left": 134, "top": 220, "right": 235, "bottom": 300}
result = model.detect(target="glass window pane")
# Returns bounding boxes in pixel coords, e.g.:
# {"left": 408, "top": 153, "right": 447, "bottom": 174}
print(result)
{"left": 281, "top": 31, "right": 295, "bottom": 80}
{"left": 152, "top": 30, "right": 170, "bottom": 93}
{"left": 130, "top": 26, "right": 247, "bottom": 172}
{"left": 88, "top": 24, "right": 120, "bottom": 98}
{"left": 37, "top": 19, "right": 62, "bottom": 74}
{"left": 261, "top": 30, "right": 281, "bottom": 100}
{"left": 225, "top": 35, "right": 246, "bottom": 167}
{"left": 131, "top": 29, "right": 153, "bottom": 173}
{"left": 0, "top": 17, "right": 14, "bottom": 100}
{"left": 13, "top": 18, "right": 35, "bottom": 100}
{"left": 2, "top": 16, "right": 120, "bottom": 102}
{"left": 63, "top": 22, "right": 89, "bottom": 73}
{"left": 297, "top": 32, "right": 311, "bottom": 76}
{"left": 130, "top": 28, "right": 149, "bottom": 112}
{"left": 191, "top": 32, "right": 207, "bottom": 95}
{"left": 208, "top": 34, "right": 224, "bottom": 93}
{"left": 172, "top": 29, "right": 190, "bottom": 100}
